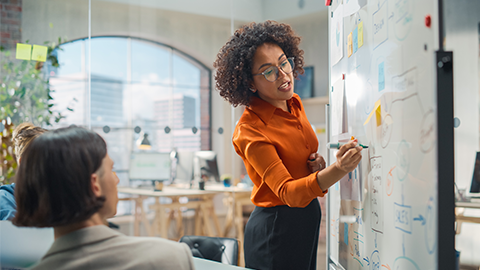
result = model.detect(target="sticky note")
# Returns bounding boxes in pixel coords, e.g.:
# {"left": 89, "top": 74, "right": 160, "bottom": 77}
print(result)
{"left": 347, "top": 32, "right": 353, "bottom": 57}
{"left": 378, "top": 61, "right": 385, "bottom": 91}
{"left": 375, "top": 103, "right": 382, "bottom": 126}
{"left": 353, "top": 27, "right": 358, "bottom": 54}
{"left": 31, "top": 45, "right": 48, "bottom": 62}
{"left": 16, "top": 43, "right": 32, "bottom": 60}
{"left": 344, "top": 223, "right": 349, "bottom": 245}
{"left": 364, "top": 100, "right": 382, "bottom": 126}
{"left": 358, "top": 21, "right": 364, "bottom": 48}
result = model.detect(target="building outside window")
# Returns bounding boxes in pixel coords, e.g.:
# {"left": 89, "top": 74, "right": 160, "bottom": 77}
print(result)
{"left": 46, "top": 36, "right": 211, "bottom": 195}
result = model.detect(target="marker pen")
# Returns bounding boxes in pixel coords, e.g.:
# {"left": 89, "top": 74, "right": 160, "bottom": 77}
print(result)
{"left": 326, "top": 142, "right": 368, "bottom": 149}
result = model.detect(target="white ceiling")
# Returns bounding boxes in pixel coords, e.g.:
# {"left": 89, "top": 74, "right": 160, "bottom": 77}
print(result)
{"left": 99, "top": 0, "right": 327, "bottom": 22}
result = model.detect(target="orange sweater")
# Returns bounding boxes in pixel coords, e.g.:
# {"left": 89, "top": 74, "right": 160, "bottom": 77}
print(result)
{"left": 233, "top": 94, "right": 327, "bottom": 208}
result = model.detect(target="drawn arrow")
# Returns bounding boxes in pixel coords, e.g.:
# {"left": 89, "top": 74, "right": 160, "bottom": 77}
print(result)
{"left": 382, "top": 264, "right": 391, "bottom": 270}
{"left": 414, "top": 214, "right": 426, "bottom": 225}
{"left": 363, "top": 256, "right": 370, "bottom": 266}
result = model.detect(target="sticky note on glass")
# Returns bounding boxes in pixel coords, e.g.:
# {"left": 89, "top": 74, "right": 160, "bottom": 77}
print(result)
{"left": 344, "top": 223, "right": 349, "bottom": 245}
{"left": 31, "top": 45, "right": 48, "bottom": 62}
{"left": 358, "top": 21, "right": 364, "bottom": 48}
{"left": 364, "top": 100, "right": 382, "bottom": 126}
{"left": 16, "top": 43, "right": 32, "bottom": 60}
{"left": 347, "top": 32, "right": 353, "bottom": 57}
{"left": 353, "top": 27, "right": 358, "bottom": 54}
{"left": 378, "top": 62, "right": 385, "bottom": 91}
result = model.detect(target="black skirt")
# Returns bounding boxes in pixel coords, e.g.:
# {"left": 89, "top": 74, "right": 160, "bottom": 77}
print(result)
{"left": 243, "top": 199, "right": 321, "bottom": 270}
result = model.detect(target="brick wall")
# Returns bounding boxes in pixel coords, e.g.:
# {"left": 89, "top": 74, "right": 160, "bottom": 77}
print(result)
{"left": 0, "top": 0, "right": 22, "bottom": 50}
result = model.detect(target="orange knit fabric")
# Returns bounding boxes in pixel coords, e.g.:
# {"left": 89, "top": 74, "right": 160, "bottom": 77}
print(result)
{"left": 233, "top": 93, "right": 327, "bottom": 208}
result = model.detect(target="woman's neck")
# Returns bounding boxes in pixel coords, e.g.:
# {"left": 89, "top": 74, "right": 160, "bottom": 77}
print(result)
{"left": 53, "top": 213, "right": 106, "bottom": 239}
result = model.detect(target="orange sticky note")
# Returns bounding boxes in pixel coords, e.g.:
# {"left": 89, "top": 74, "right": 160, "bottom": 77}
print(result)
{"left": 31, "top": 45, "right": 48, "bottom": 62}
{"left": 16, "top": 43, "right": 32, "bottom": 60}
{"left": 364, "top": 100, "right": 382, "bottom": 126}
{"left": 347, "top": 32, "right": 353, "bottom": 57}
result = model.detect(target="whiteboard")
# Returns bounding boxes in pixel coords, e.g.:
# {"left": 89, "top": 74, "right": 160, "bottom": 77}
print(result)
{"left": 327, "top": 0, "right": 439, "bottom": 269}
{"left": 129, "top": 152, "right": 171, "bottom": 181}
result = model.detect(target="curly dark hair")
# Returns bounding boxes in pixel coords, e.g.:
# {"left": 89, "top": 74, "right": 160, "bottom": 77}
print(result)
{"left": 213, "top": 20, "right": 304, "bottom": 107}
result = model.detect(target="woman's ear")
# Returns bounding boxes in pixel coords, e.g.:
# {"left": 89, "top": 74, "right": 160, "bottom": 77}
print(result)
{"left": 249, "top": 83, "right": 257, "bottom": 93}
{"left": 90, "top": 173, "right": 102, "bottom": 197}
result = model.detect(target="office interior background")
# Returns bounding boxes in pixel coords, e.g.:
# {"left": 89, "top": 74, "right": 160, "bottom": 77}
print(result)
{"left": 1, "top": 0, "right": 479, "bottom": 269}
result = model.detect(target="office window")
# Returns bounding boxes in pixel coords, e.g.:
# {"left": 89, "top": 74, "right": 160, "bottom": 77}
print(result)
{"left": 47, "top": 37, "right": 211, "bottom": 191}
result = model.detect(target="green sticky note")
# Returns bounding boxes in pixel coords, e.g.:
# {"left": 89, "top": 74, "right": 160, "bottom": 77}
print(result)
{"left": 31, "top": 45, "right": 48, "bottom": 62}
{"left": 16, "top": 43, "right": 32, "bottom": 60}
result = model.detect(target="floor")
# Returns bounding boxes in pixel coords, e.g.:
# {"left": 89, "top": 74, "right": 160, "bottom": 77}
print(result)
{"left": 317, "top": 240, "right": 327, "bottom": 270}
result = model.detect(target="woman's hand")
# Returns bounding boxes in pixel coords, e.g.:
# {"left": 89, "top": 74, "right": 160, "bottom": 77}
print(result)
{"left": 335, "top": 139, "right": 363, "bottom": 173}
{"left": 307, "top": 153, "right": 326, "bottom": 173}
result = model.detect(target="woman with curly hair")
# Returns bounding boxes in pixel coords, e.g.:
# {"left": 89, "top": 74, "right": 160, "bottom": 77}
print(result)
{"left": 214, "top": 21, "right": 363, "bottom": 270}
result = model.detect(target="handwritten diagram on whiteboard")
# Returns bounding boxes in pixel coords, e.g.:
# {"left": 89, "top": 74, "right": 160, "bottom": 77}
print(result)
{"left": 327, "top": 0, "right": 438, "bottom": 269}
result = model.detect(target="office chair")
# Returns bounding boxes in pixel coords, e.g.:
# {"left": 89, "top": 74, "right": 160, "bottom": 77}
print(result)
{"left": 179, "top": 235, "right": 239, "bottom": 265}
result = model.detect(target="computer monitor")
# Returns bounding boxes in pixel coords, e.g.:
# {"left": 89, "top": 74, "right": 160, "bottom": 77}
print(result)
{"left": 129, "top": 152, "right": 170, "bottom": 181}
{"left": 469, "top": 151, "right": 480, "bottom": 196}
{"left": 169, "top": 151, "right": 194, "bottom": 185}
{"left": 194, "top": 151, "right": 220, "bottom": 183}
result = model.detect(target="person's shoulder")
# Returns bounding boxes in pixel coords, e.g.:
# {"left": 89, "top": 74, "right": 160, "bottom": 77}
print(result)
{"left": 0, "top": 184, "right": 15, "bottom": 195}
{"left": 124, "top": 237, "right": 194, "bottom": 269}
{"left": 121, "top": 235, "right": 191, "bottom": 256}
{"left": 237, "top": 107, "right": 261, "bottom": 126}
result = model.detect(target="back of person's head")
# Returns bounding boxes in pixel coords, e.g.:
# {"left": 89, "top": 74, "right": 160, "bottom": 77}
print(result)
{"left": 12, "top": 123, "right": 47, "bottom": 162}
{"left": 12, "top": 127, "right": 107, "bottom": 227}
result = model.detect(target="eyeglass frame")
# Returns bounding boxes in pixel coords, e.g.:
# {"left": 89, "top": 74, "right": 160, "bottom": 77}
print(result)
{"left": 252, "top": 57, "right": 295, "bottom": 82}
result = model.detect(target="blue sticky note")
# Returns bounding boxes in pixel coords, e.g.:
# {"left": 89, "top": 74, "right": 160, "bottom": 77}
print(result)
{"left": 353, "top": 27, "right": 358, "bottom": 54}
{"left": 344, "top": 223, "right": 349, "bottom": 245}
{"left": 378, "top": 62, "right": 385, "bottom": 91}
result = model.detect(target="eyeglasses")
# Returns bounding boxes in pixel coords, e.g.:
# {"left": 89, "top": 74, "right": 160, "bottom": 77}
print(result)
{"left": 252, "top": 57, "right": 295, "bottom": 82}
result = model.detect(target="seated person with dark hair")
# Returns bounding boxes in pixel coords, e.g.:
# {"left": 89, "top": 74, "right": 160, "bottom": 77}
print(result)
{"left": 12, "top": 127, "right": 195, "bottom": 270}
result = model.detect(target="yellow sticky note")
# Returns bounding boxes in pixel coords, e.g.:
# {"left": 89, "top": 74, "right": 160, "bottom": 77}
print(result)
{"left": 375, "top": 103, "right": 382, "bottom": 126}
{"left": 16, "top": 43, "right": 32, "bottom": 60}
{"left": 364, "top": 100, "right": 382, "bottom": 126}
{"left": 347, "top": 32, "right": 353, "bottom": 57}
{"left": 358, "top": 21, "right": 364, "bottom": 48}
{"left": 31, "top": 45, "right": 48, "bottom": 62}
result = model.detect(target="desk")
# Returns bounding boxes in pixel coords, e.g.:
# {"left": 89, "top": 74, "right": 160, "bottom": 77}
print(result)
{"left": 204, "top": 185, "right": 253, "bottom": 267}
{"left": 455, "top": 201, "right": 480, "bottom": 234}
{"left": 118, "top": 186, "right": 221, "bottom": 239}
{"left": 193, "top": 258, "right": 252, "bottom": 270}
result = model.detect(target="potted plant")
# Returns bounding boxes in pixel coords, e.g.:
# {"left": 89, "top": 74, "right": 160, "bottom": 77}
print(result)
{"left": 0, "top": 38, "right": 66, "bottom": 184}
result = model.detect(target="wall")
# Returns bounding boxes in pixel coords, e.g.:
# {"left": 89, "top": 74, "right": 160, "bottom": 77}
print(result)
{"left": 0, "top": 0, "right": 22, "bottom": 50}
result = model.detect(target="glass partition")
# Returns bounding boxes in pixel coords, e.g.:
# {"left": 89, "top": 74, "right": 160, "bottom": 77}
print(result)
{"left": 1, "top": 0, "right": 88, "bottom": 183}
